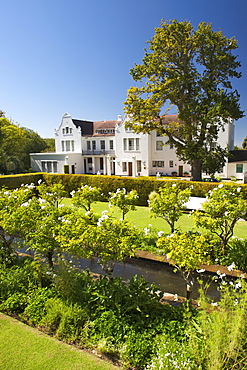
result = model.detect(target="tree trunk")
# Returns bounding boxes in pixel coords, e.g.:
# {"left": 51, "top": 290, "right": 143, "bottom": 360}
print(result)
{"left": 191, "top": 159, "right": 203, "bottom": 181}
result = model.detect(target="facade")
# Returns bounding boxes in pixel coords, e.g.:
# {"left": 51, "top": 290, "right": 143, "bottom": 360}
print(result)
{"left": 30, "top": 112, "right": 237, "bottom": 179}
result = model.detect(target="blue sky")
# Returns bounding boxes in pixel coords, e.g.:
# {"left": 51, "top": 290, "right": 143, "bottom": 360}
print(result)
{"left": 1, "top": 0, "right": 246, "bottom": 146}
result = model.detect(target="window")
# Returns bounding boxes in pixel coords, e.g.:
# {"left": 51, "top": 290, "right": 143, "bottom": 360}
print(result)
{"left": 47, "top": 162, "right": 52, "bottom": 173}
{"left": 156, "top": 141, "right": 163, "bottom": 150}
{"left": 61, "top": 141, "right": 65, "bottom": 151}
{"left": 70, "top": 128, "right": 72, "bottom": 134}
{"left": 170, "top": 143, "right": 174, "bottom": 149}
{"left": 123, "top": 138, "right": 139, "bottom": 151}
{"left": 169, "top": 160, "right": 174, "bottom": 168}
{"left": 87, "top": 141, "right": 91, "bottom": 150}
{"left": 62, "top": 128, "right": 65, "bottom": 135}
{"left": 109, "top": 140, "right": 114, "bottom": 150}
{"left": 65, "top": 141, "right": 70, "bottom": 151}
{"left": 236, "top": 163, "right": 243, "bottom": 173}
{"left": 88, "top": 157, "right": 93, "bottom": 171}
{"left": 92, "top": 140, "right": 96, "bottom": 150}
{"left": 136, "top": 138, "right": 140, "bottom": 151}
{"left": 122, "top": 162, "right": 127, "bottom": 172}
{"left": 123, "top": 138, "right": 127, "bottom": 151}
{"left": 128, "top": 139, "right": 135, "bottom": 150}
{"left": 100, "top": 140, "right": 105, "bottom": 150}
{"left": 152, "top": 161, "right": 164, "bottom": 167}
{"left": 53, "top": 162, "right": 58, "bottom": 173}
{"left": 137, "top": 160, "right": 141, "bottom": 173}
{"left": 66, "top": 127, "right": 69, "bottom": 134}
{"left": 42, "top": 161, "right": 58, "bottom": 173}
{"left": 71, "top": 141, "right": 75, "bottom": 152}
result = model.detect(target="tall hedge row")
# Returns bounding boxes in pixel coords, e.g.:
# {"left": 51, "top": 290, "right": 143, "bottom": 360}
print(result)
{"left": 0, "top": 173, "right": 42, "bottom": 189}
{"left": 42, "top": 173, "right": 247, "bottom": 205}
{"left": 1, "top": 173, "right": 247, "bottom": 205}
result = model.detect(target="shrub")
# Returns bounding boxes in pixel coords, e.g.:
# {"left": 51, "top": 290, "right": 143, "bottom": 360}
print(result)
{"left": 40, "top": 297, "right": 88, "bottom": 343}
{"left": 22, "top": 287, "right": 55, "bottom": 325}
{"left": 218, "top": 237, "right": 247, "bottom": 272}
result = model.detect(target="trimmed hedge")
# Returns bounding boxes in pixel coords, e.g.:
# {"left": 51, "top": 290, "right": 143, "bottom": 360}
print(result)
{"left": 1, "top": 173, "right": 247, "bottom": 206}
{"left": 43, "top": 174, "right": 247, "bottom": 206}
{"left": 0, "top": 173, "right": 43, "bottom": 189}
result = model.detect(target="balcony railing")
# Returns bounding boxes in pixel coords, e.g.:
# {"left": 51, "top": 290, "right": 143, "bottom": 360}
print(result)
{"left": 82, "top": 150, "right": 115, "bottom": 156}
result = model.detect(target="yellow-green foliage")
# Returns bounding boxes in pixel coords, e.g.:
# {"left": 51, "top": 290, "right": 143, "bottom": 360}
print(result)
{"left": 43, "top": 174, "right": 247, "bottom": 205}
{"left": 1, "top": 173, "right": 247, "bottom": 205}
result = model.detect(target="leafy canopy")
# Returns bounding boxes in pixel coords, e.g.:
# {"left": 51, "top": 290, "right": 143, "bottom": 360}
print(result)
{"left": 148, "top": 183, "right": 191, "bottom": 233}
{"left": 192, "top": 184, "right": 247, "bottom": 253}
{"left": 124, "top": 20, "right": 244, "bottom": 180}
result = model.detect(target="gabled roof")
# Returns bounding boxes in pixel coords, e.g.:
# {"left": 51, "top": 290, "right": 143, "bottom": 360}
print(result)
{"left": 71, "top": 118, "right": 118, "bottom": 137}
{"left": 228, "top": 150, "right": 247, "bottom": 163}
{"left": 72, "top": 119, "right": 94, "bottom": 136}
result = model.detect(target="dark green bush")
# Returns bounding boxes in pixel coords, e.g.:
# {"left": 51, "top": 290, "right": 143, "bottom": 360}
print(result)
{"left": 22, "top": 287, "right": 55, "bottom": 325}
{"left": 0, "top": 173, "right": 43, "bottom": 189}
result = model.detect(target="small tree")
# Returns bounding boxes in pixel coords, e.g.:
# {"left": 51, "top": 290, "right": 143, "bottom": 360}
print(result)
{"left": 109, "top": 188, "right": 139, "bottom": 220}
{"left": 148, "top": 183, "right": 191, "bottom": 233}
{"left": 62, "top": 211, "right": 141, "bottom": 278}
{"left": 157, "top": 231, "right": 212, "bottom": 301}
{"left": 0, "top": 184, "right": 35, "bottom": 265}
{"left": 192, "top": 184, "right": 247, "bottom": 253}
{"left": 71, "top": 185, "right": 101, "bottom": 212}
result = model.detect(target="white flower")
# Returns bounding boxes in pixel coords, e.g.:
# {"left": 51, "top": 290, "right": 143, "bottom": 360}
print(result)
{"left": 143, "top": 228, "right": 150, "bottom": 236}
{"left": 172, "top": 183, "right": 176, "bottom": 187}
{"left": 85, "top": 211, "right": 91, "bottom": 216}
{"left": 227, "top": 262, "right": 236, "bottom": 271}
{"left": 38, "top": 179, "right": 42, "bottom": 184}
{"left": 218, "top": 184, "right": 224, "bottom": 188}
{"left": 157, "top": 231, "right": 164, "bottom": 238}
{"left": 174, "top": 294, "right": 178, "bottom": 301}
{"left": 235, "top": 281, "right": 242, "bottom": 289}
{"left": 196, "top": 269, "right": 205, "bottom": 273}
{"left": 211, "top": 302, "right": 218, "bottom": 306}
{"left": 237, "top": 187, "right": 241, "bottom": 193}
{"left": 21, "top": 201, "right": 29, "bottom": 207}
{"left": 101, "top": 210, "right": 108, "bottom": 215}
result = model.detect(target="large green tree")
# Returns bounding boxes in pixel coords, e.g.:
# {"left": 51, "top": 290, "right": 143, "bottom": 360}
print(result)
{"left": 124, "top": 20, "right": 244, "bottom": 181}
{"left": 0, "top": 117, "right": 48, "bottom": 174}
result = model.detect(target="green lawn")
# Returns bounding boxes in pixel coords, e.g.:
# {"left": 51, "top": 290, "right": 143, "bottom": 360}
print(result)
{"left": 0, "top": 313, "right": 120, "bottom": 370}
{"left": 62, "top": 199, "right": 247, "bottom": 239}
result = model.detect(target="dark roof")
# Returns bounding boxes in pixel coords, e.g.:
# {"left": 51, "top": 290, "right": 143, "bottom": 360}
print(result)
{"left": 72, "top": 119, "right": 94, "bottom": 136}
{"left": 228, "top": 150, "right": 247, "bottom": 163}
{"left": 72, "top": 118, "right": 118, "bottom": 137}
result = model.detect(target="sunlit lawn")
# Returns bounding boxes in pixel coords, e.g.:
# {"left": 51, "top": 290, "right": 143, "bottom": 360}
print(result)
{"left": 62, "top": 199, "right": 247, "bottom": 239}
{"left": 0, "top": 313, "right": 120, "bottom": 370}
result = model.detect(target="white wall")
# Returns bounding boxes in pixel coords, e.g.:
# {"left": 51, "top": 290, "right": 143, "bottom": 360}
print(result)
{"left": 115, "top": 118, "right": 150, "bottom": 177}
{"left": 55, "top": 113, "right": 82, "bottom": 153}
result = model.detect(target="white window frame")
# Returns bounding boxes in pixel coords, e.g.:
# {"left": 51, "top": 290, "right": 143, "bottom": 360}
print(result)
{"left": 156, "top": 141, "right": 163, "bottom": 150}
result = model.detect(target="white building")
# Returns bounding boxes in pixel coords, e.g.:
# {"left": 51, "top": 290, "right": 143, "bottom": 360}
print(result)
{"left": 30, "top": 112, "right": 238, "bottom": 179}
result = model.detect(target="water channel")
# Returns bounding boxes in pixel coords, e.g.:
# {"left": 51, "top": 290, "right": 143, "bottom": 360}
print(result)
{"left": 20, "top": 248, "right": 221, "bottom": 301}
{"left": 74, "top": 255, "right": 221, "bottom": 301}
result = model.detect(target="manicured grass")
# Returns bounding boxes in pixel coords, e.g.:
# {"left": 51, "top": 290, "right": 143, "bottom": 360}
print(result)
{"left": 63, "top": 199, "right": 247, "bottom": 239}
{"left": 0, "top": 313, "right": 120, "bottom": 370}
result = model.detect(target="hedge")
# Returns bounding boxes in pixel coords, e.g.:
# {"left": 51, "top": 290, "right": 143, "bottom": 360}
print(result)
{"left": 1, "top": 173, "right": 247, "bottom": 206}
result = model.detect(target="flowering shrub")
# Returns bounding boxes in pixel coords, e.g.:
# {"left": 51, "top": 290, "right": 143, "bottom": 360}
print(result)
{"left": 109, "top": 188, "right": 139, "bottom": 220}
{"left": 192, "top": 184, "right": 247, "bottom": 253}
{"left": 71, "top": 185, "right": 102, "bottom": 211}
{"left": 157, "top": 231, "right": 213, "bottom": 299}
{"left": 148, "top": 183, "right": 191, "bottom": 233}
